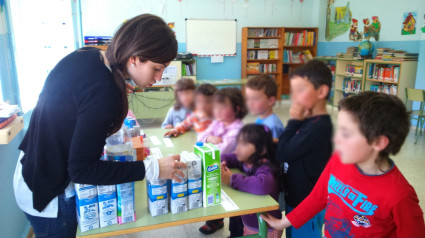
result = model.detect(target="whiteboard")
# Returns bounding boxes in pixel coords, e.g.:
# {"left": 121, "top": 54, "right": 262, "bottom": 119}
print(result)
{"left": 186, "top": 19, "right": 237, "bottom": 55}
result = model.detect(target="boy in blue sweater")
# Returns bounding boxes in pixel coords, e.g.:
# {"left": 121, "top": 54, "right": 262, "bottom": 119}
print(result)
{"left": 276, "top": 60, "right": 333, "bottom": 238}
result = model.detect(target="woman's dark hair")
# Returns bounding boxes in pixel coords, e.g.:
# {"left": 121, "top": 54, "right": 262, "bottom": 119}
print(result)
{"left": 174, "top": 78, "right": 196, "bottom": 110}
{"left": 237, "top": 124, "right": 282, "bottom": 184}
{"left": 214, "top": 88, "right": 248, "bottom": 119}
{"left": 105, "top": 14, "right": 177, "bottom": 135}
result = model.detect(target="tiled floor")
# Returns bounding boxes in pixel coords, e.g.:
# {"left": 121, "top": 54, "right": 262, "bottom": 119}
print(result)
{"left": 113, "top": 101, "right": 425, "bottom": 238}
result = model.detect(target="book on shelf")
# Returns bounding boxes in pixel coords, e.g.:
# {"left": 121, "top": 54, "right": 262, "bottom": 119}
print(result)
{"left": 345, "top": 65, "right": 363, "bottom": 77}
{"left": 247, "top": 50, "right": 278, "bottom": 60}
{"left": 182, "top": 62, "right": 196, "bottom": 76}
{"left": 246, "top": 62, "right": 277, "bottom": 74}
{"left": 370, "top": 84, "right": 398, "bottom": 96}
{"left": 375, "top": 48, "right": 418, "bottom": 61}
{"left": 284, "top": 30, "right": 316, "bottom": 46}
{"left": 368, "top": 64, "right": 399, "bottom": 82}
{"left": 248, "top": 28, "right": 279, "bottom": 37}
{"left": 247, "top": 39, "right": 278, "bottom": 48}
{"left": 283, "top": 49, "right": 313, "bottom": 63}
{"left": 342, "top": 78, "right": 362, "bottom": 93}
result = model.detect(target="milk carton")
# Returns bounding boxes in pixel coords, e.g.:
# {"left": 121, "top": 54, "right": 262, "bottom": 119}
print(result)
{"left": 168, "top": 156, "right": 188, "bottom": 214}
{"left": 75, "top": 184, "right": 99, "bottom": 232}
{"left": 194, "top": 142, "right": 221, "bottom": 207}
{"left": 116, "top": 182, "right": 136, "bottom": 224}
{"left": 181, "top": 151, "right": 203, "bottom": 210}
{"left": 97, "top": 185, "right": 117, "bottom": 228}
{"left": 147, "top": 178, "right": 169, "bottom": 216}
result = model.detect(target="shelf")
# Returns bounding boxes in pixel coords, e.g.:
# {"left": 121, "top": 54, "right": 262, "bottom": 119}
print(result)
{"left": 366, "top": 78, "right": 399, "bottom": 84}
{"left": 365, "top": 60, "right": 403, "bottom": 64}
{"left": 335, "top": 73, "right": 363, "bottom": 79}
{"left": 247, "top": 59, "right": 279, "bottom": 61}
{"left": 247, "top": 36, "right": 281, "bottom": 39}
{"left": 0, "top": 116, "right": 23, "bottom": 144}
{"left": 335, "top": 89, "right": 361, "bottom": 94}
{"left": 282, "top": 62, "right": 303, "bottom": 65}
{"left": 247, "top": 48, "right": 280, "bottom": 50}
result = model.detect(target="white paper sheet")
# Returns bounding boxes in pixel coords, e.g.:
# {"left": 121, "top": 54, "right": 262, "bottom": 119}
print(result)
{"left": 220, "top": 190, "right": 239, "bottom": 211}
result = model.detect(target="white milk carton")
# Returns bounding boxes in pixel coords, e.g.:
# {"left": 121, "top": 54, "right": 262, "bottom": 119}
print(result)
{"left": 194, "top": 142, "right": 221, "bottom": 207}
{"left": 147, "top": 178, "right": 169, "bottom": 216}
{"left": 116, "top": 182, "right": 136, "bottom": 224}
{"left": 75, "top": 184, "right": 99, "bottom": 232}
{"left": 181, "top": 151, "right": 203, "bottom": 210}
{"left": 168, "top": 156, "right": 188, "bottom": 214}
{"left": 97, "top": 185, "right": 117, "bottom": 228}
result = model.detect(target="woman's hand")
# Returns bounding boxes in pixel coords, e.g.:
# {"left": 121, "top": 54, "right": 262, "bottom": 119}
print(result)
{"left": 220, "top": 162, "right": 232, "bottom": 186}
{"left": 164, "top": 129, "right": 179, "bottom": 138}
{"left": 207, "top": 136, "right": 222, "bottom": 144}
{"left": 157, "top": 155, "right": 187, "bottom": 182}
{"left": 164, "top": 124, "right": 174, "bottom": 129}
{"left": 260, "top": 214, "right": 292, "bottom": 231}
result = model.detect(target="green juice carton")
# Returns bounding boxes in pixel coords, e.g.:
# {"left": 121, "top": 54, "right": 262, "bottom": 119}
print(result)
{"left": 194, "top": 142, "right": 221, "bottom": 207}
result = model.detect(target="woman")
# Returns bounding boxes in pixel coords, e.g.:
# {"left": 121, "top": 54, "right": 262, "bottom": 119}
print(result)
{"left": 13, "top": 14, "right": 185, "bottom": 237}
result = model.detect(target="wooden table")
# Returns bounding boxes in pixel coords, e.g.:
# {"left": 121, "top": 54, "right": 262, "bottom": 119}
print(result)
{"left": 76, "top": 129, "right": 279, "bottom": 238}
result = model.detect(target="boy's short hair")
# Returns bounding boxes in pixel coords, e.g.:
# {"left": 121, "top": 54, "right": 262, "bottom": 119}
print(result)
{"left": 246, "top": 75, "right": 277, "bottom": 98}
{"left": 290, "top": 59, "right": 333, "bottom": 99}
{"left": 174, "top": 78, "right": 196, "bottom": 110}
{"left": 195, "top": 83, "right": 217, "bottom": 96}
{"left": 338, "top": 91, "right": 410, "bottom": 158}
{"left": 214, "top": 87, "right": 248, "bottom": 119}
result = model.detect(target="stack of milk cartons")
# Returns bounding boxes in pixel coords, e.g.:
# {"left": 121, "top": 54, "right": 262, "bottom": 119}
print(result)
{"left": 75, "top": 184, "right": 100, "bottom": 232}
{"left": 106, "top": 138, "right": 136, "bottom": 224}
{"left": 97, "top": 184, "right": 117, "bottom": 228}
{"left": 168, "top": 153, "right": 188, "bottom": 214}
{"left": 181, "top": 151, "right": 203, "bottom": 210}
{"left": 146, "top": 154, "right": 169, "bottom": 217}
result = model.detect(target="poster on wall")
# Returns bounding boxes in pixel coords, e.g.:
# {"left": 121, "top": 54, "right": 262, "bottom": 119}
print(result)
{"left": 421, "top": 14, "right": 425, "bottom": 33}
{"left": 349, "top": 18, "right": 362, "bottom": 41}
{"left": 0, "top": 0, "right": 5, "bottom": 34}
{"left": 401, "top": 11, "right": 417, "bottom": 35}
{"left": 363, "top": 16, "right": 381, "bottom": 41}
{"left": 325, "top": 0, "right": 352, "bottom": 41}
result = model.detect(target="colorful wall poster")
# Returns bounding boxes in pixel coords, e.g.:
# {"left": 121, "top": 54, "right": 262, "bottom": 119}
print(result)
{"left": 421, "top": 14, "right": 425, "bottom": 33}
{"left": 349, "top": 18, "right": 362, "bottom": 41}
{"left": 326, "top": 0, "right": 352, "bottom": 41}
{"left": 401, "top": 11, "right": 417, "bottom": 35}
{"left": 363, "top": 16, "right": 381, "bottom": 41}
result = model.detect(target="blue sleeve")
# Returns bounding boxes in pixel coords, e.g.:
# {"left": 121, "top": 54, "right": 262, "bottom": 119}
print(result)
{"left": 161, "top": 107, "right": 175, "bottom": 128}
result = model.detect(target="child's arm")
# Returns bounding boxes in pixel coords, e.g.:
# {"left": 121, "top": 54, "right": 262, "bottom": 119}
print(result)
{"left": 221, "top": 153, "right": 243, "bottom": 170}
{"left": 161, "top": 107, "right": 175, "bottom": 128}
{"left": 213, "top": 125, "right": 240, "bottom": 154}
{"left": 262, "top": 153, "right": 334, "bottom": 230}
{"left": 230, "top": 166, "right": 276, "bottom": 195}
{"left": 164, "top": 114, "right": 194, "bottom": 137}
{"left": 392, "top": 190, "right": 425, "bottom": 237}
{"left": 198, "top": 120, "right": 216, "bottom": 143}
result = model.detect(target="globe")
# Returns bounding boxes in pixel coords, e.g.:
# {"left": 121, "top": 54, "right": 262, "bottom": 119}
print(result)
{"left": 358, "top": 41, "right": 375, "bottom": 57}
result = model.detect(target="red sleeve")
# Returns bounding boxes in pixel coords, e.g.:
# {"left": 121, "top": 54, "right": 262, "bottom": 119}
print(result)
{"left": 392, "top": 188, "right": 425, "bottom": 237}
{"left": 286, "top": 153, "right": 337, "bottom": 228}
{"left": 175, "top": 114, "right": 194, "bottom": 133}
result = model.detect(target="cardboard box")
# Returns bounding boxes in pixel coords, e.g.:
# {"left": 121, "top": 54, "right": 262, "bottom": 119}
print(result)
{"left": 147, "top": 179, "right": 169, "bottom": 217}
{"left": 75, "top": 184, "right": 99, "bottom": 232}
{"left": 116, "top": 182, "right": 136, "bottom": 224}
{"left": 194, "top": 143, "right": 221, "bottom": 207}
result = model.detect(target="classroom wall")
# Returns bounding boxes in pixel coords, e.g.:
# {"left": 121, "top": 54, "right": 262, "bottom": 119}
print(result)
{"left": 81, "top": 0, "right": 319, "bottom": 80}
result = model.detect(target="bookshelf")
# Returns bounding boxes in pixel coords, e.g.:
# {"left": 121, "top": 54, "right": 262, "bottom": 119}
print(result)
{"left": 363, "top": 59, "right": 418, "bottom": 110}
{"left": 333, "top": 58, "right": 365, "bottom": 107}
{"left": 241, "top": 27, "right": 318, "bottom": 100}
{"left": 315, "top": 57, "right": 337, "bottom": 107}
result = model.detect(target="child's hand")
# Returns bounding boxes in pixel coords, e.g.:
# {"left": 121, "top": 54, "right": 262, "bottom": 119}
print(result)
{"left": 273, "top": 138, "right": 279, "bottom": 144}
{"left": 221, "top": 162, "right": 232, "bottom": 186}
{"left": 164, "top": 124, "right": 174, "bottom": 129}
{"left": 207, "top": 136, "right": 222, "bottom": 144}
{"left": 260, "top": 214, "right": 292, "bottom": 231}
{"left": 164, "top": 129, "right": 179, "bottom": 138}
{"left": 289, "top": 103, "right": 306, "bottom": 120}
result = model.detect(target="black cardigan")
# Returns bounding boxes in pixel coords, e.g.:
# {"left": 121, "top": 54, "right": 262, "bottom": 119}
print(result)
{"left": 19, "top": 48, "right": 145, "bottom": 212}
{"left": 277, "top": 115, "right": 333, "bottom": 208}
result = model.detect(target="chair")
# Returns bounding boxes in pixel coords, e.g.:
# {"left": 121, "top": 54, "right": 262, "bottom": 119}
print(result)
{"left": 405, "top": 88, "right": 425, "bottom": 144}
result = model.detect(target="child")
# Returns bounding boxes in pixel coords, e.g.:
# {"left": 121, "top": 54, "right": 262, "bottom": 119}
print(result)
{"left": 262, "top": 91, "right": 425, "bottom": 237}
{"left": 162, "top": 78, "right": 195, "bottom": 129}
{"left": 164, "top": 83, "right": 217, "bottom": 141}
{"left": 245, "top": 75, "right": 284, "bottom": 141}
{"left": 221, "top": 124, "right": 283, "bottom": 238}
{"left": 276, "top": 60, "right": 333, "bottom": 238}
{"left": 198, "top": 87, "right": 247, "bottom": 236}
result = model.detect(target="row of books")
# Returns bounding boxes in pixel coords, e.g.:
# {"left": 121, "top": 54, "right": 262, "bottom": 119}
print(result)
{"left": 370, "top": 84, "right": 398, "bottom": 96}
{"left": 248, "top": 28, "right": 280, "bottom": 37}
{"left": 336, "top": 47, "right": 360, "bottom": 59}
{"left": 182, "top": 63, "right": 196, "bottom": 76}
{"left": 342, "top": 78, "right": 362, "bottom": 93}
{"left": 284, "top": 31, "right": 316, "bottom": 46}
{"left": 246, "top": 63, "right": 277, "bottom": 74}
{"left": 247, "top": 39, "right": 278, "bottom": 48}
{"left": 247, "top": 50, "right": 278, "bottom": 60}
{"left": 283, "top": 50, "right": 313, "bottom": 63}
{"left": 84, "top": 36, "right": 112, "bottom": 46}
{"left": 367, "top": 64, "right": 400, "bottom": 82}
{"left": 346, "top": 65, "right": 363, "bottom": 77}
{"left": 375, "top": 48, "right": 418, "bottom": 61}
